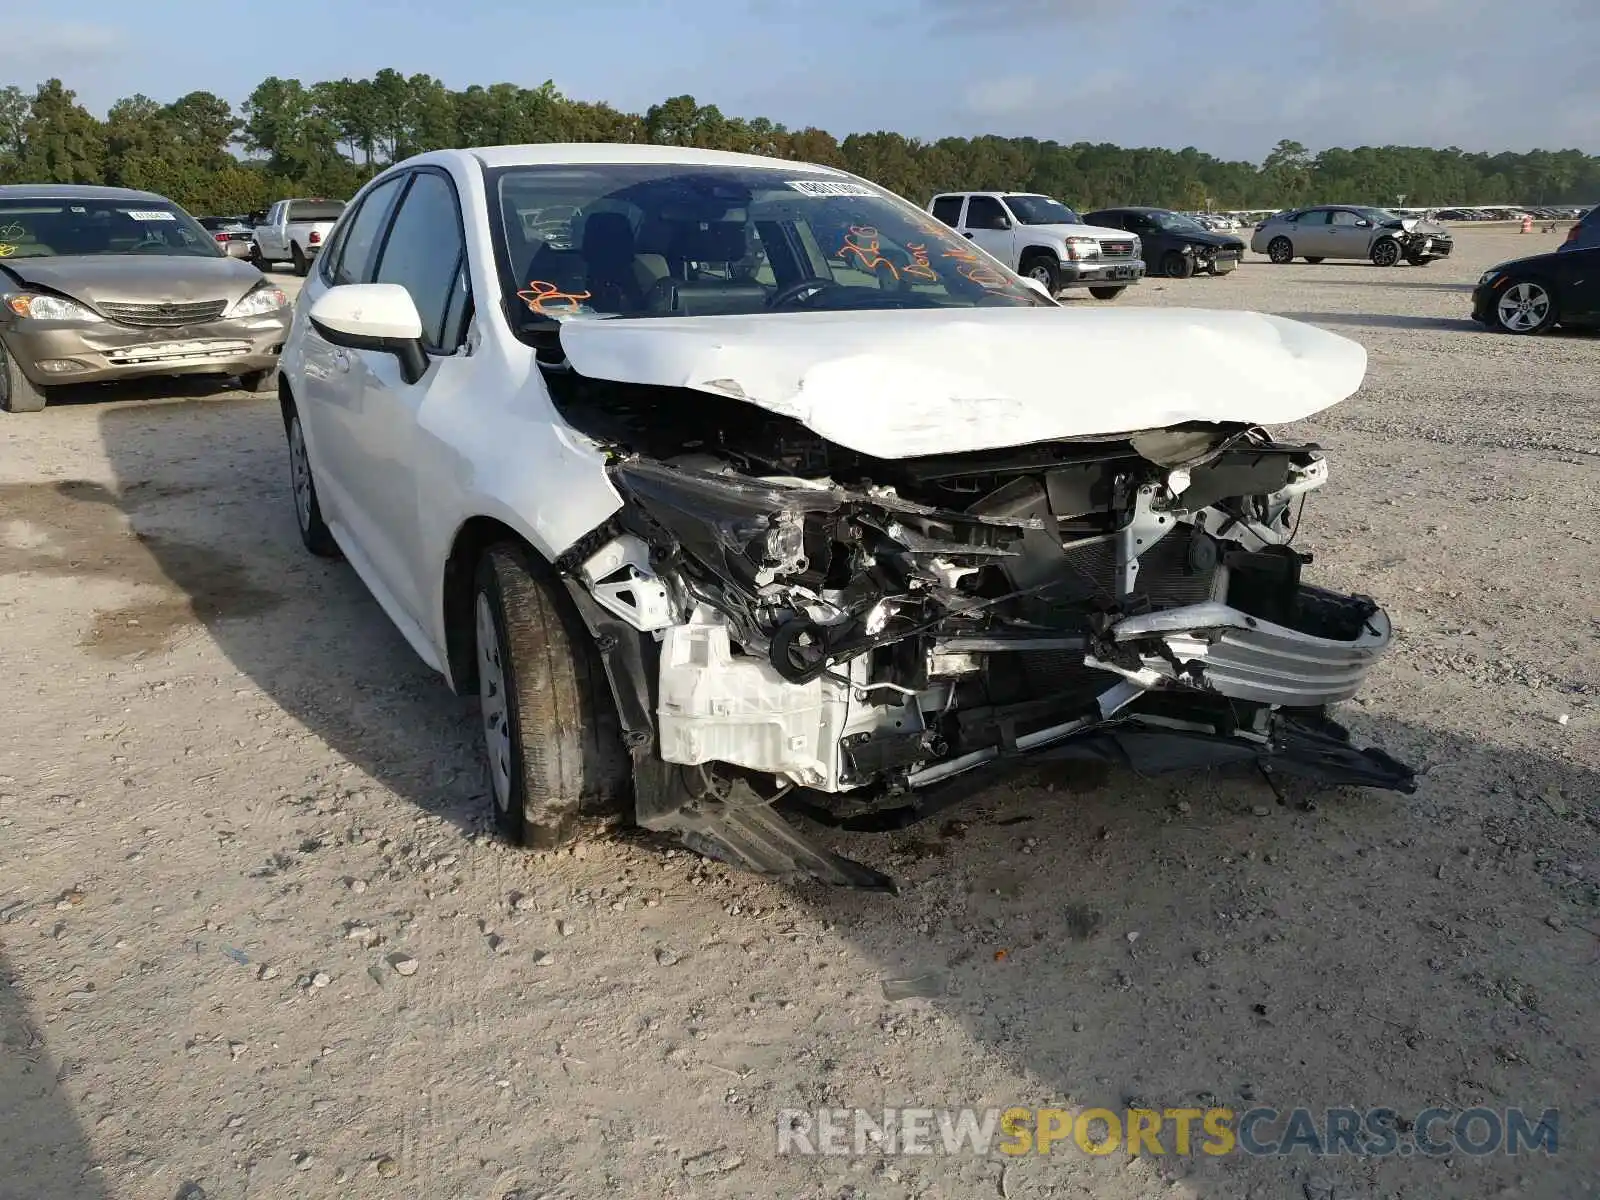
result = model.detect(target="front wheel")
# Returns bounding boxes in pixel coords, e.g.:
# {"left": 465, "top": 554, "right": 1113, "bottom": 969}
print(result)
{"left": 1087, "top": 285, "right": 1126, "bottom": 300}
{"left": 1494, "top": 279, "right": 1558, "bottom": 335}
{"left": 1020, "top": 252, "right": 1059, "bottom": 295}
{"left": 285, "top": 407, "right": 340, "bottom": 557}
{"left": 0, "top": 337, "right": 46, "bottom": 413}
{"left": 1371, "top": 238, "right": 1401, "bottom": 267}
{"left": 1161, "top": 250, "right": 1194, "bottom": 279}
{"left": 1267, "top": 237, "right": 1294, "bottom": 264}
{"left": 474, "top": 543, "right": 629, "bottom": 849}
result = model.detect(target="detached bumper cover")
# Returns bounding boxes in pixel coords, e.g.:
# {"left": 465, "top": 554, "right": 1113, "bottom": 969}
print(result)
{"left": 1086, "top": 591, "right": 1392, "bottom": 707}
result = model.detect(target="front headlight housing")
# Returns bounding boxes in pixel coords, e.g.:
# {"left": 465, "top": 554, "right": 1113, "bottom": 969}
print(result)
{"left": 225, "top": 284, "right": 289, "bottom": 319}
{"left": 1065, "top": 237, "right": 1100, "bottom": 261}
{"left": 1478, "top": 269, "right": 1501, "bottom": 287}
{"left": 6, "top": 293, "right": 103, "bottom": 322}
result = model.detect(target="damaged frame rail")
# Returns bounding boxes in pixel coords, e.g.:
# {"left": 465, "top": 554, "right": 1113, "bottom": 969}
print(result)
{"left": 551, "top": 438, "right": 1416, "bottom": 891}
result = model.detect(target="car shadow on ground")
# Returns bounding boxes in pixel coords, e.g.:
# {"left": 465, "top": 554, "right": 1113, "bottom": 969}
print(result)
{"left": 0, "top": 949, "right": 112, "bottom": 1199}
{"left": 1300, "top": 278, "right": 1476, "bottom": 292}
{"left": 1273, "top": 311, "right": 1483, "bottom": 333}
{"left": 18, "top": 392, "right": 1594, "bottom": 1197}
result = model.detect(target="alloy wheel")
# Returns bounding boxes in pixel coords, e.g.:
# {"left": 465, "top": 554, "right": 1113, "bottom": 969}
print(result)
{"left": 476, "top": 593, "right": 513, "bottom": 812}
{"left": 1497, "top": 282, "right": 1551, "bottom": 333}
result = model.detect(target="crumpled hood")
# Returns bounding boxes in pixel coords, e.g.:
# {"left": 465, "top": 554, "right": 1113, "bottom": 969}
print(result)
{"left": 555, "top": 307, "right": 1368, "bottom": 459}
{"left": 0, "top": 255, "right": 264, "bottom": 309}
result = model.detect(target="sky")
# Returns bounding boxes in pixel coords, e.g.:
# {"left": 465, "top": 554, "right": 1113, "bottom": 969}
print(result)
{"left": 3, "top": 0, "right": 1597, "bottom": 162}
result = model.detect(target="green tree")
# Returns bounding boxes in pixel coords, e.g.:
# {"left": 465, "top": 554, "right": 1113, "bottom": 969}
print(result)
{"left": 16, "top": 79, "right": 105, "bottom": 184}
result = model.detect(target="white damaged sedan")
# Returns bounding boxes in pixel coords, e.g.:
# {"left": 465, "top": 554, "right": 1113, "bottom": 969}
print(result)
{"left": 278, "top": 144, "right": 1413, "bottom": 890}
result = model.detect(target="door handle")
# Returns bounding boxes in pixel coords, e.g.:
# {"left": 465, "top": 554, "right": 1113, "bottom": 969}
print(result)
{"left": 962, "top": 231, "right": 975, "bottom": 239}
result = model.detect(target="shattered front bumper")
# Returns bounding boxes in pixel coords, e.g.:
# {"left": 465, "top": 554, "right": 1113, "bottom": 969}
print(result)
{"left": 1085, "top": 590, "right": 1391, "bottom": 706}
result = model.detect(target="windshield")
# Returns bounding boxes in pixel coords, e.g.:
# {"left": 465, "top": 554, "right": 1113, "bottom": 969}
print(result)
{"left": 1003, "top": 195, "right": 1082, "bottom": 225}
{"left": 0, "top": 198, "right": 221, "bottom": 259}
{"left": 488, "top": 164, "right": 1048, "bottom": 325}
{"left": 1153, "top": 211, "right": 1207, "bottom": 233}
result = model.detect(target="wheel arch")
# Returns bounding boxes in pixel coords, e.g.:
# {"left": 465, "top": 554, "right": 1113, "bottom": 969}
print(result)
{"left": 440, "top": 514, "right": 555, "bottom": 696}
{"left": 1019, "top": 243, "right": 1061, "bottom": 264}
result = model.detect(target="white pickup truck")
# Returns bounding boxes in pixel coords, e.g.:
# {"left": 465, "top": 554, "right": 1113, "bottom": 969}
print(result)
{"left": 251, "top": 198, "right": 347, "bottom": 276}
{"left": 927, "top": 191, "right": 1145, "bottom": 300}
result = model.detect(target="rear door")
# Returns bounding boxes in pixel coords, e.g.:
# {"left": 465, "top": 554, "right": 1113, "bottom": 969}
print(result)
{"left": 292, "top": 173, "right": 409, "bottom": 536}
{"left": 1295, "top": 209, "right": 1335, "bottom": 256}
{"left": 962, "top": 195, "right": 1016, "bottom": 266}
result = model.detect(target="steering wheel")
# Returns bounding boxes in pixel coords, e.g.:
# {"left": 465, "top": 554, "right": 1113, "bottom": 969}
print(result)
{"left": 766, "top": 278, "right": 838, "bottom": 309}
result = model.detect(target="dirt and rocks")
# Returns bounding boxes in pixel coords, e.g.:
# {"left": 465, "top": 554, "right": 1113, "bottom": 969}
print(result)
{"left": 1, "top": 229, "right": 1595, "bottom": 1200}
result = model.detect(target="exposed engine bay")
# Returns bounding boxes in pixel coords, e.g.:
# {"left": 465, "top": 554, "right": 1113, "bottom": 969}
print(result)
{"left": 541, "top": 356, "right": 1416, "bottom": 890}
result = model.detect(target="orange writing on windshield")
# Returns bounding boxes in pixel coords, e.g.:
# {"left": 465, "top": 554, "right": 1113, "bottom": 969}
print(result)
{"left": 902, "top": 243, "right": 938, "bottom": 282}
{"left": 941, "top": 244, "right": 1010, "bottom": 289}
{"left": 517, "top": 279, "right": 592, "bottom": 316}
{"left": 837, "top": 225, "right": 900, "bottom": 279}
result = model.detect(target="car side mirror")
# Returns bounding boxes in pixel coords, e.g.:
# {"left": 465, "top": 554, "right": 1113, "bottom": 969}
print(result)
{"left": 308, "top": 283, "right": 430, "bottom": 385}
{"left": 1356, "top": 219, "right": 1370, "bottom": 227}
{"left": 994, "top": 216, "right": 1013, "bottom": 230}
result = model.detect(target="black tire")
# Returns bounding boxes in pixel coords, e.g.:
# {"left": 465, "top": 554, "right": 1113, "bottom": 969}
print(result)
{"left": 240, "top": 365, "right": 279, "bottom": 394}
{"left": 1303, "top": 256, "right": 1325, "bottom": 264}
{"left": 1019, "top": 251, "right": 1059, "bottom": 295}
{"left": 291, "top": 243, "right": 309, "bottom": 277}
{"left": 1087, "top": 286, "right": 1126, "bottom": 300}
{"left": 0, "top": 336, "right": 47, "bottom": 413}
{"left": 1491, "top": 278, "right": 1559, "bottom": 335}
{"left": 1267, "top": 237, "right": 1294, "bottom": 264}
{"left": 1406, "top": 254, "right": 1432, "bottom": 267}
{"left": 248, "top": 244, "right": 268, "bottom": 269}
{"left": 473, "top": 542, "right": 629, "bottom": 848}
{"left": 1371, "top": 238, "right": 1401, "bottom": 267}
{"left": 1161, "top": 250, "right": 1194, "bottom": 279}
{"left": 284, "top": 405, "right": 340, "bottom": 558}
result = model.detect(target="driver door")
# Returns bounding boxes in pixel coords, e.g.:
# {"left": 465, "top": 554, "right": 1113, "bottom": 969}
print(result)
{"left": 328, "top": 168, "right": 480, "bottom": 630}
{"left": 1325, "top": 209, "right": 1370, "bottom": 259}
{"left": 960, "top": 196, "right": 1016, "bottom": 266}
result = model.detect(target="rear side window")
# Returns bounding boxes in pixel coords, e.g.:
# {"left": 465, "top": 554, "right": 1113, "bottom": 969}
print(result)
{"left": 328, "top": 175, "right": 405, "bottom": 286}
{"left": 373, "top": 170, "right": 469, "bottom": 352}
{"left": 930, "top": 196, "right": 964, "bottom": 227}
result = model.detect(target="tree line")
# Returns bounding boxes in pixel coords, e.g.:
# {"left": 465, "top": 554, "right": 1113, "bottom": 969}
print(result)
{"left": 1, "top": 73, "right": 1596, "bottom": 217}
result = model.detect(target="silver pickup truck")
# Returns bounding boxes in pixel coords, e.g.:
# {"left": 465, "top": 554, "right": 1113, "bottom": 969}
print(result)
{"left": 251, "top": 198, "right": 346, "bottom": 276}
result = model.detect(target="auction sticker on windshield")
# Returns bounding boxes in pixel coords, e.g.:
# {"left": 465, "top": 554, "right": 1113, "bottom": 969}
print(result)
{"left": 786, "top": 180, "right": 880, "bottom": 198}
{"left": 126, "top": 210, "right": 177, "bottom": 221}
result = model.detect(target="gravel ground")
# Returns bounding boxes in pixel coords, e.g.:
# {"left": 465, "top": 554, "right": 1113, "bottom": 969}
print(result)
{"left": 1, "top": 229, "right": 1595, "bottom": 1200}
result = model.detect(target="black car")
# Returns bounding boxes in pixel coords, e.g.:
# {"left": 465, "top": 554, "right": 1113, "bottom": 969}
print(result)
{"left": 1082, "top": 207, "right": 1245, "bottom": 278}
{"left": 1471, "top": 245, "right": 1600, "bottom": 335}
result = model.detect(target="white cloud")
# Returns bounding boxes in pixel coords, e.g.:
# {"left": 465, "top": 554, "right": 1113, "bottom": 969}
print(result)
{"left": 0, "top": 22, "right": 120, "bottom": 74}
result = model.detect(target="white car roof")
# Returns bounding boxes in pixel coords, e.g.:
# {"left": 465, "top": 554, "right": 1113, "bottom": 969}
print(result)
{"left": 418, "top": 143, "right": 854, "bottom": 174}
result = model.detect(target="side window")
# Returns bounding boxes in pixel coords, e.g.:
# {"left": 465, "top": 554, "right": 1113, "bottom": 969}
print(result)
{"left": 930, "top": 196, "right": 964, "bottom": 227}
{"left": 965, "top": 196, "right": 1008, "bottom": 230}
{"left": 373, "top": 170, "right": 469, "bottom": 352}
{"left": 266, "top": 202, "right": 281, "bottom": 225}
{"left": 1306, "top": 210, "right": 1334, "bottom": 225}
{"left": 327, "top": 174, "right": 405, "bottom": 286}
{"left": 1329, "top": 210, "right": 1360, "bottom": 227}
